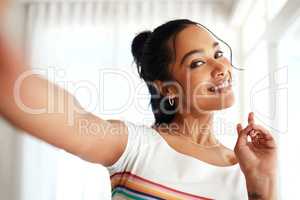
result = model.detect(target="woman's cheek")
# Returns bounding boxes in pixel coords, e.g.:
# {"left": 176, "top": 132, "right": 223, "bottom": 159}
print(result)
{"left": 220, "top": 58, "right": 232, "bottom": 68}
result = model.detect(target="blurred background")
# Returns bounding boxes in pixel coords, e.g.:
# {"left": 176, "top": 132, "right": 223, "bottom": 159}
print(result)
{"left": 0, "top": 0, "right": 298, "bottom": 199}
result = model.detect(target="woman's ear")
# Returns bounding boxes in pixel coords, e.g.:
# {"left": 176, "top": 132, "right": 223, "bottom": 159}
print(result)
{"left": 153, "top": 80, "right": 178, "bottom": 98}
{"left": 153, "top": 80, "right": 170, "bottom": 96}
{"left": 153, "top": 80, "right": 164, "bottom": 96}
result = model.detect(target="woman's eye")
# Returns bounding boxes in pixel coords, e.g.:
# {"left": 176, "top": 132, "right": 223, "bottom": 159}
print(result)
{"left": 190, "top": 60, "right": 205, "bottom": 68}
{"left": 214, "top": 51, "right": 224, "bottom": 59}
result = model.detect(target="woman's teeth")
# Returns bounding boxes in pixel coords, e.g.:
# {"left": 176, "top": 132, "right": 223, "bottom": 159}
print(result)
{"left": 208, "top": 80, "right": 231, "bottom": 93}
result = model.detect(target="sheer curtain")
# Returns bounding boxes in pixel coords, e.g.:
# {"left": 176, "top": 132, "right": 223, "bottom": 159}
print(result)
{"left": 19, "top": 1, "right": 235, "bottom": 200}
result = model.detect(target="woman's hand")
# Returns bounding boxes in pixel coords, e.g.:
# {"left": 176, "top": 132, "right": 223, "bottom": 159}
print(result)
{"left": 0, "top": 0, "right": 9, "bottom": 25}
{"left": 234, "top": 112, "right": 278, "bottom": 199}
{"left": 234, "top": 112, "right": 277, "bottom": 176}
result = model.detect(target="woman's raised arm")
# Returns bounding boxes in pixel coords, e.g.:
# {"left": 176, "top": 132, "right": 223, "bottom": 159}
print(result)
{"left": 0, "top": 33, "right": 127, "bottom": 167}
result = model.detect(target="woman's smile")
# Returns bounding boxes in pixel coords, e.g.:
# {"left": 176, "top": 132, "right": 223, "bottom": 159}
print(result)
{"left": 207, "top": 78, "right": 232, "bottom": 94}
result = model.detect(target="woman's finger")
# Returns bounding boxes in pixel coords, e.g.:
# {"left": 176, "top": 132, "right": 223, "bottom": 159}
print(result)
{"left": 248, "top": 112, "right": 255, "bottom": 125}
{"left": 249, "top": 129, "right": 257, "bottom": 137}
{"left": 243, "top": 122, "right": 273, "bottom": 141}
{"left": 249, "top": 129, "right": 277, "bottom": 149}
{"left": 235, "top": 123, "right": 247, "bottom": 146}
{"left": 236, "top": 123, "right": 243, "bottom": 135}
{"left": 256, "top": 137, "right": 277, "bottom": 149}
{"left": 241, "top": 123, "right": 254, "bottom": 135}
{"left": 250, "top": 124, "right": 273, "bottom": 140}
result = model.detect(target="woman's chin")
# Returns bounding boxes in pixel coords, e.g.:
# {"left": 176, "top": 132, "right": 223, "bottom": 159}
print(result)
{"left": 218, "top": 90, "right": 235, "bottom": 109}
{"left": 195, "top": 91, "right": 235, "bottom": 111}
{"left": 217, "top": 97, "right": 235, "bottom": 110}
{"left": 211, "top": 97, "right": 235, "bottom": 110}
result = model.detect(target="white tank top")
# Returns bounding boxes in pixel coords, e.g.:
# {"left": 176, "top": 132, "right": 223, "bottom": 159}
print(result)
{"left": 106, "top": 120, "right": 248, "bottom": 200}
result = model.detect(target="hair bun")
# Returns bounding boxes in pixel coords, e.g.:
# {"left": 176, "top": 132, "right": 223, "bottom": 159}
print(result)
{"left": 131, "top": 31, "right": 152, "bottom": 68}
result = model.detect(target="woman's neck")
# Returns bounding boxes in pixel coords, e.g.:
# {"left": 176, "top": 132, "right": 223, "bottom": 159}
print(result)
{"left": 167, "top": 112, "right": 219, "bottom": 146}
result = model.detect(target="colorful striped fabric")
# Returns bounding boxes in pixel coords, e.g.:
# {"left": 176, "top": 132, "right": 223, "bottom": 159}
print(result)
{"left": 110, "top": 172, "right": 213, "bottom": 200}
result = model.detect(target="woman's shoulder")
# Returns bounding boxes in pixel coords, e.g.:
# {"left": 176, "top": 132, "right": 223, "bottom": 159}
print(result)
{"left": 105, "top": 120, "right": 160, "bottom": 175}
{"left": 106, "top": 119, "right": 161, "bottom": 149}
{"left": 121, "top": 120, "right": 161, "bottom": 144}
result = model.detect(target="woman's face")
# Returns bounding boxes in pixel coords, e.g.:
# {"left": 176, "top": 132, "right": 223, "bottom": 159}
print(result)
{"left": 168, "top": 25, "right": 234, "bottom": 114}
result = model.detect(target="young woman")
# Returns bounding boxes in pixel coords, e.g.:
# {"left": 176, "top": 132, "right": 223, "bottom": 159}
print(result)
{"left": 0, "top": 19, "right": 277, "bottom": 199}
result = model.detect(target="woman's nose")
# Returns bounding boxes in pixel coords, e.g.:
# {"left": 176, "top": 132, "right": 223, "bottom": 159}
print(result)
{"left": 207, "top": 58, "right": 227, "bottom": 80}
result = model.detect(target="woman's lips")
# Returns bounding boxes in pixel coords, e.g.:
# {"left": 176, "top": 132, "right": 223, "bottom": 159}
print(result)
{"left": 207, "top": 79, "right": 232, "bottom": 93}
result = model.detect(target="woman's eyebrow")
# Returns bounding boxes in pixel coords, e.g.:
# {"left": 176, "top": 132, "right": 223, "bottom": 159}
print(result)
{"left": 180, "top": 42, "right": 219, "bottom": 65}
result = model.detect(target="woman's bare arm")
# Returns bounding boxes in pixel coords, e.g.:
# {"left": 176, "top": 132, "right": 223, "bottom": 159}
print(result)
{"left": 0, "top": 33, "right": 127, "bottom": 167}
{"left": 245, "top": 173, "right": 277, "bottom": 200}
